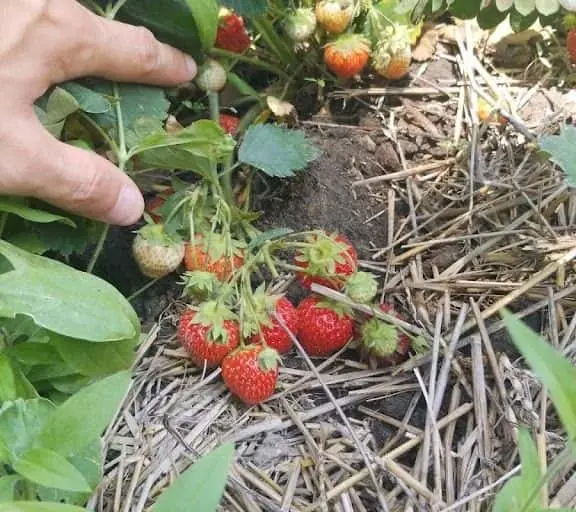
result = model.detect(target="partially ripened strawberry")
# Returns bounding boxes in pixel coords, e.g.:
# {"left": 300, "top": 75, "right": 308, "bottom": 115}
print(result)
{"left": 284, "top": 8, "right": 318, "bottom": 42}
{"left": 132, "top": 223, "right": 185, "bottom": 279}
{"left": 295, "top": 231, "right": 358, "bottom": 291}
{"left": 184, "top": 233, "right": 245, "bottom": 282}
{"left": 219, "top": 113, "right": 240, "bottom": 135}
{"left": 344, "top": 271, "right": 379, "bottom": 304}
{"left": 297, "top": 295, "right": 354, "bottom": 356}
{"left": 359, "top": 303, "right": 410, "bottom": 368}
{"left": 372, "top": 26, "right": 412, "bottom": 80}
{"left": 568, "top": 27, "right": 576, "bottom": 64}
{"left": 196, "top": 59, "right": 227, "bottom": 92}
{"left": 221, "top": 344, "right": 280, "bottom": 405}
{"left": 145, "top": 187, "right": 175, "bottom": 223}
{"left": 215, "top": 10, "right": 251, "bottom": 53}
{"left": 245, "top": 287, "right": 299, "bottom": 354}
{"left": 324, "top": 34, "right": 371, "bottom": 79}
{"left": 477, "top": 98, "right": 507, "bottom": 126}
{"left": 177, "top": 302, "right": 240, "bottom": 368}
{"left": 315, "top": 0, "right": 354, "bottom": 34}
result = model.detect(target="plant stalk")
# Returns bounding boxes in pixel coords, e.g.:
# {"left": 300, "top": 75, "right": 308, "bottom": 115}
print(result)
{"left": 0, "top": 213, "right": 7, "bottom": 239}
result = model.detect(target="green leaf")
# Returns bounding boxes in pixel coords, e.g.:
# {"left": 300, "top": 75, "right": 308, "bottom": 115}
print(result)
{"left": 0, "top": 399, "right": 55, "bottom": 461}
{"left": 14, "top": 447, "right": 91, "bottom": 493}
{"left": 0, "top": 476, "right": 20, "bottom": 501}
{"left": 238, "top": 124, "right": 321, "bottom": 177}
{"left": 539, "top": 124, "right": 576, "bottom": 187}
{"left": 184, "top": 0, "right": 219, "bottom": 50}
{"left": 477, "top": 2, "right": 510, "bottom": 29}
{"left": 0, "top": 354, "right": 38, "bottom": 401}
{"left": 0, "top": 505, "right": 87, "bottom": 512}
{"left": 9, "top": 343, "right": 63, "bottom": 367}
{"left": 52, "top": 335, "right": 136, "bottom": 377}
{"left": 0, "top": 197, "right": 76, "bottom": 227}
{"left": 247, "top": 228, "right": 294, "bottom": 250}
{"left": 40, "top": 370, "right": 131, "bottom": 457}
{"left": 114, "top": 0, "right": 204, "bottom": 63}
{"left": 0, "top": 240, "right": 139, "bottom": 343}
{"left": 38, "top": 439, "right": 103, "bottom": 505}
{"left": 535, "top": 0, "right": 560, "bottom": 16}
{"left": 510, "top": 6, "right": 539, "bottom": 31}
{"left": 4, "top": 232, "right": 49, "bottom": 255}
{"left": 60, "top": 82, "right": 111, "bottom": 114}
{"left": 218, "top": 0, "right": 267, "bottom": 17}
{"left": 515, "top": 0, "right": 536, "bottom": 16}
{"left": 502, "top": 310, "right": 576, "bottom": 443}
{"left": 448, "top": 0, "right": 482, "bottom": 18}
{"left": 152, "top": 443, "right": 234, "bottom": 512}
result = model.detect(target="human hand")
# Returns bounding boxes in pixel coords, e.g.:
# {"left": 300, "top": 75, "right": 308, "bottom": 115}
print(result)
{"left": 0, "top": 0, "right": 197, "bottom": 225}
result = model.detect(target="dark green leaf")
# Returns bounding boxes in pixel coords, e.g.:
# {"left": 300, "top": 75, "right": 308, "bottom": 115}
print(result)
{"left": 8, "top": 343, "right": 63, "bottom": 367}
{"left": 539, "top": 124, "right": 576, "bottom": 187}
{"left": 447, "top": 0, "right": 482, "bottom": 18}
{"left": 115, "top": 0, "right": 204, "bottom": 63}
{"left": 218, "top": 0, "right": 267, "bottom": 17}
{"left": 0, "top": 241, "right": 139, "bottom": 343}
{"left": 0, "top": 399, "right": 55, "bottom": 461}
{"left": 510, "top": 6, "right": 539, "bottom": 31}
{"left": 502, "top": 310, "right": 576, "bottom": 443}
{"left": 0, "top": 316, "right": 49, "bottom": 345}
{"left": 14, "top": 447, "right": 91, "bottom": 493}
{"left": 0, "top": 504, "right": 87, "bottom": 512}
{"left": 40, "top": 371, "right": 131, "bottom": 458}
{"left": 0, "top": 475, "right": 20, "bottom": 501}
{"left": 0, "top": 198, "right": 75, "bottom": 227}
{"left": 247, "top": 228, "right": 293, "bottom": 250}
{"left": 52, "top": 335, "right": 136, "bottom": 377}
{"left": 46, "top": 375, "right": 94, "bottom": 395}
{"left": 184, "top": 0, "right": 219, "bottom": 50}
{"left": 239, "top": 124, "right": 321, "bottom": 177}
{"left": 0, "top": 354, "right": 38, "bottom": 401}
{"left": 60, "top": 82, "right": 111, "bottom": 114}
{"left": 477, "top": 2, "right": 510, "bottom": 29}
{"left": 4, "top": 232, "right": 49, "bottom": 255}
{"left": 152, "top": 443, "right": 234, "bottom": 512}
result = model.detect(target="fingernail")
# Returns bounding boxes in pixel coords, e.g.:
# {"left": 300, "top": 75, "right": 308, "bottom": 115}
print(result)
{"left": 185, "top": 56, "right": 197, "bottom": 79}
{"left": 108, "top": 184, "right": 144, "bottom": 226}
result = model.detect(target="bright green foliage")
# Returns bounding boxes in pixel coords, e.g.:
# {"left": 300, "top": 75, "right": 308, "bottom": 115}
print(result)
{"left": 540, "top": 124, "right": 576, "bottom": 187}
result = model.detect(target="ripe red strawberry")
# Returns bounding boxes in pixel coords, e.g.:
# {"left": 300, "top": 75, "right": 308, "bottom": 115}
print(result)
{"left": 219, "top": 113, "right": 240, "bottom": 135}
{"left": 284, "top": 8, "right": 317, "bottom": 42}
{"left": 215, "top": 11, "right": 251, "bottom": 53}
{"left": 297, "top": 295, "right": 354, "bottom": 356}
{"left": 568, "top": 27, "right": 576, "bottom": 63}
{"left": 177, "top": 302, "right": 240, "bottom": 368}
{"left": 315, "top": 0, "right": 354, "bottom": 34}
{"left": 221, "top": 344, "right": 280, "bottom": 405}
{"left": 132, "top": 223, "right": 185, "bottom": 279}
{"left": 295, "top": 231, "right": 358, "bottom": 291}
{"left": 372, "top": 26, "right": 412, "bottom": 80}
{"left": 246, "top": 288, "right": 299, "bottom": 354}
{"left": 145, "top": 187, "right": 175, "bottom": 223}
{"left": 324, "top": 34, "right": 371, "bottom": 79}
{"left": 359, "top": 303, "right": 411, "bottom": 368}
{"left": 196, "top": 59, "right": 227, "bottom": 92}
{"left": 184, "top": 233, "right": 245, "bottom": 282}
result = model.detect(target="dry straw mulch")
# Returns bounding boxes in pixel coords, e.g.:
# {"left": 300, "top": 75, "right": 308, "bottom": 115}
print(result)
{"left": 94, "top": 22, "right": 576, "bottom": 512}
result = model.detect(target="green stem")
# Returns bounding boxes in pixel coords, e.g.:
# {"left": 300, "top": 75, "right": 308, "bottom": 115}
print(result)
{"left": 128, "top": 277, "right": 161, "bottom": 302}
{"left": 0, "top": 213, "right": 7, "bottom": 239}
{"left": 87, "top": 224, "right": 110, "bottom": 274}
{"left": 209, "top": 48, "right": 291, "bottom": 80}
{"left": 79, "top": 112, "right": 120, "bottom": 155}
{"left": 106, "top": 0, "right": 129, "bottom": 19}
{"left": 208, "top": 92, "right": 220, "bottom": 124}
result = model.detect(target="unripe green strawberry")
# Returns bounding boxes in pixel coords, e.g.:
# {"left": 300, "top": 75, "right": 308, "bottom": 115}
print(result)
{"left": 196, "top": 59, "right": 227, "bottom": 92}
{"left": 132, "top": 224, "right": 185, "bottom": 279}
{"left": 284, "top": 8, "right": 317, "bottom": 42}
{"left": 344, "top": 271, "right": 378, "bottom": 304}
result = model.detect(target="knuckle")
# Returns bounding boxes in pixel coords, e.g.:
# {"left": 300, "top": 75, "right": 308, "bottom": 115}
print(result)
{"left": 134, "top": 26, "right": 162, "bottom": 74}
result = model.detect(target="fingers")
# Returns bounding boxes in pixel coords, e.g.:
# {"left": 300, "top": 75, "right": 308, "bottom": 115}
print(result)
{"left": 5, "top": 115, "right": 144, "bottom": 226}
{"left": 53, "top": 0, "right": 197, "bottom": 86}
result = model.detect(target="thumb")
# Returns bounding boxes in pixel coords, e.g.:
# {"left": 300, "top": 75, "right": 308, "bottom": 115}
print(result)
{"left": 8, "top": 118, "right": 144, "bottom": 226}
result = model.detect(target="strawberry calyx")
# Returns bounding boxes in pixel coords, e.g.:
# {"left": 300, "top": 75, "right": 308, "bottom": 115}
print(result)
{"left": 315, "top": 297, "right": 354, "bottom": 319}
{"left": 257, "top": 346, "right": 281, "bottom": 371}
{"left": 242, "top": 284, "right": 282, "bottom": 337}
{"left": 344, "top": 271, "right": 378, "bottom": 304}
{"left": 136, "top": 223, "right": 181, "bottom": 247}
{"left": 325, "top": 33, "right": 371, "bottom": 54}
{"left": 296, "top": 232, "right": 356, "bottom": 280}
{"left": 191, "top": 301, "right": 238, "bottom": 343}
{"left": 189, "top": 232, "right": 245, "bottom": 263}
{"left": 361, "top": 318, "right": 399, "bottom": 356}
{"left": 181, "top": 270, "right": 220, "bottom": 300}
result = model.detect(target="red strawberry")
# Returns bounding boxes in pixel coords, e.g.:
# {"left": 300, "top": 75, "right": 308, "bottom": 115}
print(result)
{"left": 568, "top": 27, "right": 576, "bottom": 63}
{"left": 295, "top": 231, "right": 358, "bottom": 291}
{"left": 216, "top": 11, "right": 251, "bottom": 54}
{"left": 324, "top": 34, "right": 371, "bottom": 79}
{"left": 221, "top": 344, "right": 280, "bottom": 405}
{"left": 145, "top": 187, "right": 175, "bottom": 223}
{"left": 184, "top": 233, "right": 245, "bottom": 282}
{"left": 219, "top": 113, "right": 240, "bottom": 135}
{"left": 132, "top": 223, "right": 185, "bottom": 279}
{"left": 177, "top": 302, "right": 240, "bottom": 368}
{"left": 359, "top": 303, "right": 410, "bottom": 368}
{"left": 315, "top": 0, "right": 354, "bottom": 35}
{"left": 246, "top": 288, "right": 299, "bottom": 354}
{"left": 297, "top": 295, "right": 354, "bottom": 356}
